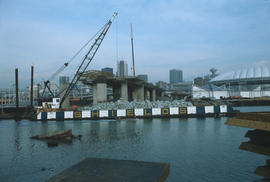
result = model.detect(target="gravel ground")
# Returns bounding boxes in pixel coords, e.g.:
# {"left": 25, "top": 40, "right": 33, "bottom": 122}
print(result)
{"left": 82, "top": 100, "right": 193, "bottom": 110}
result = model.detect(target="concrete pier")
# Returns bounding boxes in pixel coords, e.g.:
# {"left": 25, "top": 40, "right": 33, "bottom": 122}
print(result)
{"left": 59, "top": 84, "right": 70, "bottom": 109}
{"left": 152, "top": 89, "right": 156, "bottom": 101}
{"left": 93, "top": 83, "right": 107, "bottom": 103}
{"left": 132, "top": 86, "right": 144, "bottom": 101}
{"left": 120, "top": 82, "right": 128, "bottom": 101}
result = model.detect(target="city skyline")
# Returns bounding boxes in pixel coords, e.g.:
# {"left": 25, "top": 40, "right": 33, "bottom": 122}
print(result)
{"left": 0, "top": 0, "right": 270, "bottom": 88}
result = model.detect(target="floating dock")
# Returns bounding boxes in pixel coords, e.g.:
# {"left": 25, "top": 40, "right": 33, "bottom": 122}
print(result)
{"left": 226, "top": 112, "right": 270, "bottom": 181}
{"left": 36, "top": 105, "right": 234, "bottom": 121}
{"left": 47, "top": 158, "right": 170, "bottom": 182}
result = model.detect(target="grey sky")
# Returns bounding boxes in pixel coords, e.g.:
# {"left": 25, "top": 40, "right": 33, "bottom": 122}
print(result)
{"left": 0, "top": 0, "right": 270, "bottom": 88}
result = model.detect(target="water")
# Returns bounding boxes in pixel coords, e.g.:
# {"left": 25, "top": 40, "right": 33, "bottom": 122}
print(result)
{"left": 0, "top": 106, "right": 269, "bottom": 182}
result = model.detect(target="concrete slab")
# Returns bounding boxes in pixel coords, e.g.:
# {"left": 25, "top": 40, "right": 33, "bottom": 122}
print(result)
{"left": 47, "top": 158, "right": 170, "bottom": 182}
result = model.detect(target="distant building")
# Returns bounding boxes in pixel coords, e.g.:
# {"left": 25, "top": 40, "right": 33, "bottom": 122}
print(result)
{"left": 171, "top": 81, "right": 193, "bottom": 94}
{"left": 137, "top": 74, "right": 148, "bottom": 82}
{"left": 117, "top": 60, "right": 128, "bottom": 77}
{"left": 169, "top": 69, "right": 183, "bottom": 84}
{"left": 102, "top": 67, "right": 113, "bottom": 74}
{"left": 59, "top": 76, "right": 69, "bottom": 86}
{"left": 156, "top": 81, "right": 169, "bottom": 90}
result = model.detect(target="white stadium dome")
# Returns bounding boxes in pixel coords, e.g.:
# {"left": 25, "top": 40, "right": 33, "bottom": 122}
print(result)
{"left": 211, "top": 65, "right": 270, "bottom": 82}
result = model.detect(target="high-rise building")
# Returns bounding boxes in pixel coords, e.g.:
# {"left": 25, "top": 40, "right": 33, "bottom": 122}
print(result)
{"left": 137, "top": 74, "right": 148, "bottom": 82}
{"left": 170, "top": 69, "right": 183, "bottom": 84}
{"left": 102, "top": 67, "right": 113, "bottom": 74}
{"left": 156, "top": 81, "right": 169, "bottom": 90}
{"left": 59, "top": 76, "right": 69, "bottom": 86}
{"left": 117, "top": 60, "right": 128, "bottom": 77}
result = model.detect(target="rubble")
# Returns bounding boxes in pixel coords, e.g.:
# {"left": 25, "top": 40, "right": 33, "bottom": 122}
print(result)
{"left": 83, "top": 100, "right": 193, "bottom": 111}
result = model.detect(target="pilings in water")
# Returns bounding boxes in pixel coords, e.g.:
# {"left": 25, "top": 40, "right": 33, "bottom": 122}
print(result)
{"left": 30, "top": 66, "right": 34, "bottom": 108}
{"left": 15, "top": 68, "right": 19, "bottom": 120}
{"left": 15, "top": 68, "right": 19, "bottom": 109}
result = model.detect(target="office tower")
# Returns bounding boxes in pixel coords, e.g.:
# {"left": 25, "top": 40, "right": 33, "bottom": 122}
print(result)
{"left": 117, "top": 60, "right": 128, "bottom": 77}
{"left": 169, "top": 69, "right": 183, "bottom": 84}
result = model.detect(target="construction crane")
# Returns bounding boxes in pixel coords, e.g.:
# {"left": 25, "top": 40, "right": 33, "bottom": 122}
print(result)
{"left": 40, "top": 16, "right": 112, "bottom": 99}
{"left": 59, "top": 12, "right": 117, "bottom": 108}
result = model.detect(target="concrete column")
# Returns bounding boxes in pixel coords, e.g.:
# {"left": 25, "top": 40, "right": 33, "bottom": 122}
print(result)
{"left": 152, "top": 89, "right": 156, "bottom": 101}
{"left": 112, "top": 85, "right": 120, "bottom": 101}
{"left": 93, "top": 83, "right": 107, "bottom": 103}
{"left": 145, "top": 90, "right": 150, "bottom": 100}
{"left": 60, "top": 84, "right": 70, "bottom": 109}
{"left": 132, "top": 86, "right": 144, "bottom": 101}
{"left": 120, "top": 83, "right": 128, "bottom": 101}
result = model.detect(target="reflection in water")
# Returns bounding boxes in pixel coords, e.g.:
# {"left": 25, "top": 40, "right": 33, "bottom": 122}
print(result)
{"left": 14, "top": 123, "right": 21, "bottom": 153}
{"left": 0, "top": 110, "right": 269, "bottom": 182}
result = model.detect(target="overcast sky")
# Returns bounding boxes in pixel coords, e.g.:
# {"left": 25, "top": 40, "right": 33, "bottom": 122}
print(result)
{"left": 0, "top": 0, "right": 270, "bottom": 88}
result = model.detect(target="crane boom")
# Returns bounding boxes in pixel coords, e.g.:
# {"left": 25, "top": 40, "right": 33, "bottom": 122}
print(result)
{"left": 59, "top": 12, "right": 117, "bottom": 108}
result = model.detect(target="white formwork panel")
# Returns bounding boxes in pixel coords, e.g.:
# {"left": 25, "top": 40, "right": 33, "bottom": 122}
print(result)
{"left": 99, "top": 110, "right": 109, "bottom": 118}
{"left": 170, "top": 107, "right": 179, "bottom": 115}
{"left": 187, "top": 106, "right": 197, "bottom": 114}
{"left": 47, "top": 112, "right": 56, "bottom": 119}
{"left": 37, "top": 113, "right": 42, "bottom": 120}
{"left": 152, "top": 108, "right": 161, "bottom": 116}
{"left": 135, "top": 108, "right": 144, "bottom": 116}
{"left": 82, "top": 110, "right": 91, "bottom": 119}
{"left": 220, "top": 105, "right": 227, "bottom": 113}
{"left": 205, "top": 106, "right": 214, "bottom": 113}
{"left": 117, "top": 109, "right": 126, "bottom": 117}
{"left": 64, "top": 111, "right": 74, "bottom": 119}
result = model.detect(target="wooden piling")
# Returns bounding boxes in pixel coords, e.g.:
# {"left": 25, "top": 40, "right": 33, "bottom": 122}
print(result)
{"left": 30, "top": 66, "right": 34, "bottom": 108}
{"left": 15, "top": 68, "right": 19, "bottom": 109}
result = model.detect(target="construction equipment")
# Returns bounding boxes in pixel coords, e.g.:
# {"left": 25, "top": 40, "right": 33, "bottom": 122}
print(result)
{"left": 39, "top": 12, "right": 117, "bottom": 108}
{"left": 59, "top": 12, "right": 117, "bottom": 108}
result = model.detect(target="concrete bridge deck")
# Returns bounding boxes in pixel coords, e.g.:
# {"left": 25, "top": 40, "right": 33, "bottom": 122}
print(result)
{"left": 80, "top": 71, "right": 163, "bottom": 103}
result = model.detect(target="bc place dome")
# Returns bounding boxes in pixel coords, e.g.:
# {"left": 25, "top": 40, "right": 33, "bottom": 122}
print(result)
{"left": 211, "top": 65, "right": 270, "bottom": 84}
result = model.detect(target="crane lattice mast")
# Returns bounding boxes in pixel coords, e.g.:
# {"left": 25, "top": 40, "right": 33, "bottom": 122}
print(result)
{"left": 59, "top": 12, "right": 118, "bottom": 108}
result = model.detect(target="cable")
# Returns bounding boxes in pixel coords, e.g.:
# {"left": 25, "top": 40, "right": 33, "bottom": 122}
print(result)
{"left": 39, "top": 23, "right": 108, "bottom": 97}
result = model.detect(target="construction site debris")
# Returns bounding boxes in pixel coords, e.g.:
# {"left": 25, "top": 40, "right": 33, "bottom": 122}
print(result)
{"left": 84, "top": 100, "right": 193, "bottom": 111}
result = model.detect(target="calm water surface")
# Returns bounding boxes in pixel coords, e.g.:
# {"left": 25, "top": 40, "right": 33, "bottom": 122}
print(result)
{"left": 0, "top": 106, "right": 269, "bottom": 182}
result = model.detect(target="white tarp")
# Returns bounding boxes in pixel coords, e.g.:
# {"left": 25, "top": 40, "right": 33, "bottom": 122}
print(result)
{"left": 187, "top": 106, "right": 197, "bottom": 114}
{"left": 152, "top": 108, "right": 161, "bottom": 115}
{"left": 220, "top": 105, "right": 227, "bottom": 113}
{"left": 82, "top": 110, "right": 91, "bottom": 118}
{"left": 205, "top": 106, "right": 214, "bottom": 113}
{"left": 99, "top": 110, "right": 109, "bottom": 118}
{"left": 117, "top": 109, "right": 126, "bottom": 117}
{"left": 135, "top": 109, "right": 144, "bottom": 116}
{"left": 64, "top": 111, "right": 73, "bottom": 119}
{"left": 47, "top": 112, "right": 56, "bottom": 119}
{"left": 170, "top": 107, "right": 179, "bottom": 115}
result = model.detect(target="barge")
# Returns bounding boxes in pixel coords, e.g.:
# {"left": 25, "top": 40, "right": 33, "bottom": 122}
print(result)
{"left": 36, "top": 105, "right": 234, "bottom": 121}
